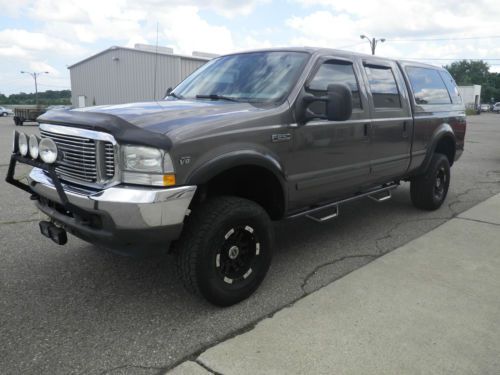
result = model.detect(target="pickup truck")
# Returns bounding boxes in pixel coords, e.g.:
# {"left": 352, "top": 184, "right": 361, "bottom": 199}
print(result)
{"left": 7, "top": 47, "right": 466, "bottom": 306}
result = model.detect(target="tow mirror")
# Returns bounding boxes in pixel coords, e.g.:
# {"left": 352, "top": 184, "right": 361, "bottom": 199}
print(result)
{"left": 298, "top": 83, "right": 352, "bottom": 124}
{"left": 326, "top": 84, "right": 352, "bottom": 122}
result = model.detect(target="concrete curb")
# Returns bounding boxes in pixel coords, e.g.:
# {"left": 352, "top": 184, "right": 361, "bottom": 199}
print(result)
{"left": 168, "top": 193, "right": 500, "bottom": 374}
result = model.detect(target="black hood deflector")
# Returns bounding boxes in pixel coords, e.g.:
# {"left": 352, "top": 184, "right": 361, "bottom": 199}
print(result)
{"left": 37, "top": 110, "right": 172, "bottom": 150}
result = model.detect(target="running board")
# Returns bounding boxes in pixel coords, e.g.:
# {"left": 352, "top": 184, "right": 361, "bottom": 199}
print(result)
{"left": 288, "top": 183, "right": 399, "bottom": 223}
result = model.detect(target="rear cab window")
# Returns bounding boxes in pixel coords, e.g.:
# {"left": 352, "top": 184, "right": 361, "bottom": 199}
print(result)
{"left": 405, "top": 67, "right": 452, "bottom": 105}
{"left": 438, "top": 70, "right": 462, "bottom": 104}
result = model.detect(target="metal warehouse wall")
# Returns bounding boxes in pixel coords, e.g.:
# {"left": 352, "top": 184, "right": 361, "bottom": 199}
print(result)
{"left": 69, "top": 48, "right": 209, "bottom": 107}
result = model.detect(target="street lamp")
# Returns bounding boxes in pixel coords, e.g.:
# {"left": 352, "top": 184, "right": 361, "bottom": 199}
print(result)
{"left": 360, "top": 35, "right": 386, "bottom": 55}
{"left": 20, "top": 71, "right": 49, "bottom": 106}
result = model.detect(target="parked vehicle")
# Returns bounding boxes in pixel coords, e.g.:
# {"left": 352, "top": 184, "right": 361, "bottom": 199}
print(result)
{"left": 480, "top": 103, "right": 491, "bottom": 112}
{"left": 13, "top": 107, "right": 47, "bottom": 126}
{"left": 0, "top": 106, "right": 14, "bottom": 116}
{"left": 7, "top": 48, "right": 466, "bottom": 306}
{"left": 46, "top": 105, "right": 73, "bottom": 111}
{"left": 492, "top": 102, "right": 500, "bottom": 113}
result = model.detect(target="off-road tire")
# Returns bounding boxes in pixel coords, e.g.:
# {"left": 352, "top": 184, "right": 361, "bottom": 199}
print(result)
{"left": 174, "top": 196, "right": 273, "bottom": 306}
{"left": 410, "top": 153, "right": 450, "bottom": 210}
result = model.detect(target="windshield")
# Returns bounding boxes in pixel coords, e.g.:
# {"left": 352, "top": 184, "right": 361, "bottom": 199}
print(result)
{"left": 171, "top": 51, "right": 309, "bottom": 103}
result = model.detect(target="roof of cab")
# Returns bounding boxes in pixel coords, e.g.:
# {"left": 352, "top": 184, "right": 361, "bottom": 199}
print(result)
{"left": 220, "top": 46, "right": 444, "bottom": 71}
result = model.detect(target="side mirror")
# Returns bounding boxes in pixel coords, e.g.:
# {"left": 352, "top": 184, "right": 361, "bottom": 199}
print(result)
{"left": 165, "top": 87, "right": 173, "bottom": 97}
{"left": 298, "top": 83, "right": 353, "bottom": 124}
{"left": 325, "top": 83, "right": 352, "bottom": 122}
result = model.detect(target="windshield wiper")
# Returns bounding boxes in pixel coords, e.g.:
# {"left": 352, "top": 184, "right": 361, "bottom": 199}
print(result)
{"left": 195, "top": 94, "right": 240, "bottom": 102}
{"left": 168, "top": 92, "right": 183, "bottom": 99}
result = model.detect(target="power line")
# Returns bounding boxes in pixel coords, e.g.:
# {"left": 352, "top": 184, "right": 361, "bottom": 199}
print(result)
{"left": 388, "top": 35, "right": 500, "bottom": 42}
{"left": 406, "top": 57, "right": 500, "bottom": 61}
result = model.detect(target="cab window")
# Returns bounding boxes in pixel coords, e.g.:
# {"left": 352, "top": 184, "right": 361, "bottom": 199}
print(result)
{"left": 308, "top": 60, "right": 362, "bottom": 111}
{"left": 364, "top": 65, "right": 401, "bottom": 109}
{"left": 406, "top": 66, "right": 452, "bottom": 105}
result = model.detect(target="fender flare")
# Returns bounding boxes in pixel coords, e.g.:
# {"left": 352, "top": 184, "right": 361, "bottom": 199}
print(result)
{"left": 418, "top": 123, "right": 456, "bottom": 174}
{"left": 186, "top": 149, "right": 286, "bottom": 186}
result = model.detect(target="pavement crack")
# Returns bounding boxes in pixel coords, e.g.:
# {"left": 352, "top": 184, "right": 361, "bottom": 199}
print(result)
{"left": 375, "top": 217, "right": 449, "bottom": 255}
{"left": 195, "top": 359, "right": 223, "bottom": 375}
{"left": 456, "top": 217, "right": 500, "bottom": 226}
{"left": 96, "top": 364, "right": 166, "bottom": 375}
{"left": 300, "top": 254, "right": 377, "bottom": 294}
{"left": 0, "top": 218, "right": 39, "bottom": 226}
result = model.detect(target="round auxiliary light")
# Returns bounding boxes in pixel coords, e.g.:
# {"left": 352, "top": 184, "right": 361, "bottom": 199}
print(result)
{"left": 12, "top": 130, "right": 19, "bottom": 153}
{"left": 18, "top": 133, "right": 28, "bottom": 156}
{"left": 39, "top": 138, "right": 58, "bottom": 164}
{"left": 29, "top": 134, "right": 39, "bottom": 159}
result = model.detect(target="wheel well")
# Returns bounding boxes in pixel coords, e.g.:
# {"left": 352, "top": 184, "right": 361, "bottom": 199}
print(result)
{"left": 435, "top": 136, "right": 455, "bottom": 166}
{"left": 194, "top": 165, "right": 285, "bottom": 220}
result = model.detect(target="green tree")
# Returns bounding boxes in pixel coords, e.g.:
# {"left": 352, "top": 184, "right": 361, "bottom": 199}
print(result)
{"left": 1, "top": 90, "right": 71, "bottom": 105}
{"left": 445, "top": 60, "right": 500, "bottom": 102}
{"left": 444, "top": 60, "right": 490, "bottom": 86}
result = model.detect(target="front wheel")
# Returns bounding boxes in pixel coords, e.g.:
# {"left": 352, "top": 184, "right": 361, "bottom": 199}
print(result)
{"left": 175, "top": 196, "right": 273, "bottom": 306}
{"left": 410, "top": 153, "right": 450, "bottom": 210}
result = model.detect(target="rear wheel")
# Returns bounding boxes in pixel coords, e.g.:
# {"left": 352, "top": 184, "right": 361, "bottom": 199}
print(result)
{"left": 175, "top": 196, "right": 273, "bottom": 306}
{"left": 410, "top": 153, "right": 450, "bottom": 210}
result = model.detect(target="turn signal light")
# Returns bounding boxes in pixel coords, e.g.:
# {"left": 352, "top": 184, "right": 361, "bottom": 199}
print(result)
{"left": 163, "top": 174, "right": 176, "bottom": 186}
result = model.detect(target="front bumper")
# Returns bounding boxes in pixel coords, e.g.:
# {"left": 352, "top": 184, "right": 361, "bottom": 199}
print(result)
{"left": 7, "top": 154, "right": 196, "bottom": 251}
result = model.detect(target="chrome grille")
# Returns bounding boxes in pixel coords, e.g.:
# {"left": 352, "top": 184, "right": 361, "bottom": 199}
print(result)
{"left": 40, "top": 125, "right": 116, "bottom": 186}
{"left": 104, "top": 142, "right": 115, "bottom": 179}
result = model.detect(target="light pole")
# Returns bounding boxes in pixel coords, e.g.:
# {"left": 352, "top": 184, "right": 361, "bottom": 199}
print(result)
{"left": 360, "top": 35, "right": 386, "bottom": 55}
{"left": 20, "top": 71, "right": 49, "bottom": 106}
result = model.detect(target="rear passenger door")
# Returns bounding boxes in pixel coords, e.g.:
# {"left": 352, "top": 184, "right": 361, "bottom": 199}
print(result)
{"left": 361, "top": 59, "right": 413, "bottom": 182}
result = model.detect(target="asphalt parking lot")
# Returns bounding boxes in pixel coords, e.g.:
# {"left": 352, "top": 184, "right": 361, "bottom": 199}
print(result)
{"left": 1, "top": 113, "right": 500, "bottom": 375}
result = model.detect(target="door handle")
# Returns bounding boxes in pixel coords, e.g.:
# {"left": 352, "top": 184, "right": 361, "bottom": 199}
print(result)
{"left": 402, "top": 121, "right": 409, "bottom": 138}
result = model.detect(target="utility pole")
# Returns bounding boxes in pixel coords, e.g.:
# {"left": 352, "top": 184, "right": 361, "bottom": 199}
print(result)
{"left": 360, "top": 35, "right": 386, "bottom": 55}
{"left": 20, "top": 71, "right": 49, "bottom": 106}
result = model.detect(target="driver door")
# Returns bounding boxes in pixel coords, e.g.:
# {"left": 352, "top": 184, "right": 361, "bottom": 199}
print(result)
{"left": 288, "top": 56, "right": 372, "bottom": 211}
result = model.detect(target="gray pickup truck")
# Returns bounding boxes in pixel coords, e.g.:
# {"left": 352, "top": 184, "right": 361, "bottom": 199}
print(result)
{"left": 7, "top": 47, "right": 466, "bottom": 306}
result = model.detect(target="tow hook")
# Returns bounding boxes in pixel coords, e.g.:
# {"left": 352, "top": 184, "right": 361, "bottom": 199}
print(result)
{"left": 39, "top": 221, "right": 68, "bottom": 245}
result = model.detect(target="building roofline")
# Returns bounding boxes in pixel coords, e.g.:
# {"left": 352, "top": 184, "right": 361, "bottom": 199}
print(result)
{"left": 67, "top": 46, "right": 212, "bottom": 69}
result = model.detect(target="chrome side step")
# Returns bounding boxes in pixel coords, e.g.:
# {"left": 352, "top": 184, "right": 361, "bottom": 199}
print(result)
{"left": 368, "top": 189, "right": 392, "bottom": 203}
{"left": 288, "top": 183, "right": 399, "bottom": 223}
{"left": 306, "top": 205, "right": 339, "bottom": 223}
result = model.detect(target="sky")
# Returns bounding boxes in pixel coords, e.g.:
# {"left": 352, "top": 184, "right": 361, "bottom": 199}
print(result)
{"left": 1, "top": 0, "right": 500, "bottom": 95}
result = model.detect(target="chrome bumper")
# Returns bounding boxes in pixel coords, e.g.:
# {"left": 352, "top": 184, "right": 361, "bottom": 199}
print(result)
{"left": 29, "top": 167, "right": 196, "bottom": 230}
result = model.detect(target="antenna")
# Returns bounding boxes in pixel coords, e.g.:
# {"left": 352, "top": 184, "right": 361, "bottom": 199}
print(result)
{"left": 153, "top": 22, "right": 159, "bottom": 101}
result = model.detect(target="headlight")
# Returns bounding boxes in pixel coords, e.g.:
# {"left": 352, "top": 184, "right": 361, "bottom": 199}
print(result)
{"left": 122, "top": 145, "right": 176, "bottom": 187}
{"left": 29, "top": 135, "right": 39, "bottom": 159}
{"left": 18, "top": 133, "right": 28, "bottom": 156}
{"left": 123, "top": 146, "right": 163, "bottom": 172}
{"left": 39, "top": 138, "right": 58, "bottom": 164}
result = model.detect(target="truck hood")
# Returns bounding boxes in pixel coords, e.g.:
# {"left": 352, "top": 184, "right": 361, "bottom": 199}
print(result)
{"left": 38, "top": 99, "right": 278, "bottom": 149}
{"left": 75, "top": 99, "right": 271, "bottom": 135}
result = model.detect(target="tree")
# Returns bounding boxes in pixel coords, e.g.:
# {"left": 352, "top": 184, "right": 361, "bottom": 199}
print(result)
{"left": 444, "top": 60, "right": 500, "bottom": 102}
{"left": 444, "top": 60, "right": 490, "bottom": 86}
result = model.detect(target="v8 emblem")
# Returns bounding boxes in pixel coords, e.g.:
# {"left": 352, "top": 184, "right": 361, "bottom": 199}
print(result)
{"left": 179, "top": 156, "right": 191, "bottom": 166}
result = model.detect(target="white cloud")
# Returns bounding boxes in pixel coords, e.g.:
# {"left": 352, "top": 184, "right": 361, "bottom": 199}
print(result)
{"left": 158, "top": 6, "right": 234, "bottom": 55}
{"left": 286, "top": 0, "right": 500, "bottom": 68}
{"left": 28, "top": 62, "right": 60, "bottom": 76}
{"left": 0, "top": 29, "right": 86, "bottom": 56}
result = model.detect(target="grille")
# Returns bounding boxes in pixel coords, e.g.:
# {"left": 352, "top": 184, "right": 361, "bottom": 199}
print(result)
{"left": 40, "top": 128, "right": 115, "bottom": 185}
